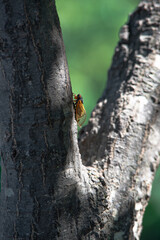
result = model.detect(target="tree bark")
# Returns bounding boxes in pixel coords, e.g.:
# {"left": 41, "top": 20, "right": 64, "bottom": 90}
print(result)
{"left": 79, "top": 1, "right": 160, "bottom": 239}
{"left": 0, "top": 0, "right": 80, "bottom": 239}
{"left": 0, "top": 0, "right": 160, "bottom": 240}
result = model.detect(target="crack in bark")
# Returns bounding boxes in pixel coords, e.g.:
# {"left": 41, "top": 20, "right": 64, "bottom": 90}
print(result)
{"left": 23, "top": 0, "right": 52, "bottom": 127}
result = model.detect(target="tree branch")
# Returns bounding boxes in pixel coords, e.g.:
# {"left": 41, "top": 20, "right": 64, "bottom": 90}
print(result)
{"left": 78, "top": 1, "right": 160, "bottom": 239}
{"left": 0, "top": 0, "right": 160, "bottom": 239}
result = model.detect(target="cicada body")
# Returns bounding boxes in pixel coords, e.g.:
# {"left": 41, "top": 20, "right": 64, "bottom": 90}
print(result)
{"left": 73, "top": 94, "right": 87, "bottom": 127}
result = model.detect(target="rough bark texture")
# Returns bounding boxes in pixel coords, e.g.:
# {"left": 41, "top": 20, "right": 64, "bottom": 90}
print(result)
{"left": 0, "top": 0, "right": 160, "bottom": 240}
{"left": 0, "top": 0, "right": 81, "bottom": 239}
{"left": 79, "top": 1, "right": 160, "bottom": 239}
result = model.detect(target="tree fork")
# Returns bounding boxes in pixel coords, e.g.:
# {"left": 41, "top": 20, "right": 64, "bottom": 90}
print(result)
{"left": 0, "top": 0, "right": 160, "bottom": 240}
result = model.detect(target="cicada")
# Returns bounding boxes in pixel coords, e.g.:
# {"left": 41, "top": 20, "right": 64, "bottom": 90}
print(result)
{"left": 73, "top": 93, "right": 87, "bottom": 127}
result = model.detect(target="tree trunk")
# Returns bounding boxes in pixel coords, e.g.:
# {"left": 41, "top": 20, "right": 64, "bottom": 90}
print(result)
{"left": 0, "top": 0, "right": 160, "bottom": 240}
{"left": 0, "top": 0, "right": 79, "bottom": 239}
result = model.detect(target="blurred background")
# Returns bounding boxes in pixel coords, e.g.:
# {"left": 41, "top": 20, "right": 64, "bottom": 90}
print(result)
{"left": 56, "top": 0, "right": 160, "bottom": 239}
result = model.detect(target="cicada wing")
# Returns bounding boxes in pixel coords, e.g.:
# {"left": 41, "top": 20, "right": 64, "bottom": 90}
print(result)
{"left": 76, "top": 101, "right": 85, "bottom": 118}
{"left": 77, "top": 109, "right": 87, "bottom": 127}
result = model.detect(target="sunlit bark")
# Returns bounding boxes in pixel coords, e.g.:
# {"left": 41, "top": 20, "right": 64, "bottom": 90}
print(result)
{"left": 0, "top": 0, "right": 160, "bottom": 239}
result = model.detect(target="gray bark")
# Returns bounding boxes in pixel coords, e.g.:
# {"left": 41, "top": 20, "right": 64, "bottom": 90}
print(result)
{"left": 0, "top": 0, "right": 79, "bottom": 239}
{"left": 0, "top": 0, "right": 160, "bottom": 240}
{"left": 79, "top": 1, "right": 160, "bottom": 239}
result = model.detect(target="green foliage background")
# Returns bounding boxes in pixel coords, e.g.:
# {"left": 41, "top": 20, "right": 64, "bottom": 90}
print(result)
{"left": 56, "top": 0, "right": 160, "bottom": 239}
